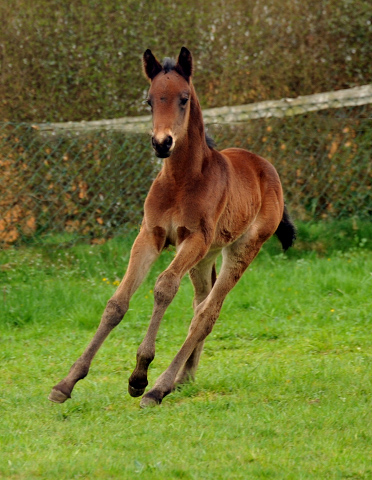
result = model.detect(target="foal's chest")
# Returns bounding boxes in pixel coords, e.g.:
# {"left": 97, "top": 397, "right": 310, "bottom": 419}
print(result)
{"left": 144, "top": 178, "right": 207, "bottom": 245}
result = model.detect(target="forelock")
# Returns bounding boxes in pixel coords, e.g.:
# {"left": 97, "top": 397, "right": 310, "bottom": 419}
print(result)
{"left": 161, "top": 57, "right": 189, "bottom": 81}
{"left": 162, "top": 57, "right": 176, "bottom": 73}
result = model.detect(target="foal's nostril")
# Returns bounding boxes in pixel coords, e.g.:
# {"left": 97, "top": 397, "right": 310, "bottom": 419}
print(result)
{"left": 164, "top": 135, "right": 173, "bottom": 149}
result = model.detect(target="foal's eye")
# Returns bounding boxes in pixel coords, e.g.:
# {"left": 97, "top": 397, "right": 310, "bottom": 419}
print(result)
{"left": 146, "top": 98, "right": 152, "bottom": 107}
{"left": 180, "top": 97, "right": 189, "bottom": 106}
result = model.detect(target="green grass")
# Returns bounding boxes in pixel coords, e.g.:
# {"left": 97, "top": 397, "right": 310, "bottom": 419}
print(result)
{"left": 1, "top": 229, "right": 372, "bottom": 479}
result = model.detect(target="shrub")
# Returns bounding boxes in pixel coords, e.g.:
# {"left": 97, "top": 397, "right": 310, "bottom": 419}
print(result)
{"left": 1, "top": 0, "right": 371, "bottom": 122}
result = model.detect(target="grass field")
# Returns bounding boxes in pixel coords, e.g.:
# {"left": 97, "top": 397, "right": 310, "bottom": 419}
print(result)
{"left": 1, "top": 226, "right": 372, "bottom": 479}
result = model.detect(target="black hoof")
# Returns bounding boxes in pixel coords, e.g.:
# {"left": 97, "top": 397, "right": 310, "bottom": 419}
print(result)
{"left": 128, "top": 384, "right": 146, "bottom": 397}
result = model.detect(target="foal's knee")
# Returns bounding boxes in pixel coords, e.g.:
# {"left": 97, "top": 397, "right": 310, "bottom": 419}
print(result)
{"left": 102, "top": 298, "right": 128, "bottom": 328}
{"left": 154, "top": 270, "right": 180, "bottom": 307}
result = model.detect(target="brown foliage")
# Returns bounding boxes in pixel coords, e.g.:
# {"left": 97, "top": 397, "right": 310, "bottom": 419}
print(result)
{"left": 0, "top": 124, "right": 158, "bottom": 246}
{"left": 0, "top": 130, "right": 37, "bottom": 243}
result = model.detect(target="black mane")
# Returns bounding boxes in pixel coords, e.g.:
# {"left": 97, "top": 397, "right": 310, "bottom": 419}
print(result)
{"left": 206, "top": 133, "right": 216, "bottom": 149}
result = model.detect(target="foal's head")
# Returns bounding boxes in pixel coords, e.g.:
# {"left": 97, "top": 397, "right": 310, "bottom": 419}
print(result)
{"left": 143, "top": 47, "right": 193, "bottom": 158}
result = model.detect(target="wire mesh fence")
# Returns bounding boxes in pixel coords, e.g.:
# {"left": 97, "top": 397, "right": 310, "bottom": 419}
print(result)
{"left": 1, "top": 95, "right": 371, "bottom": 247}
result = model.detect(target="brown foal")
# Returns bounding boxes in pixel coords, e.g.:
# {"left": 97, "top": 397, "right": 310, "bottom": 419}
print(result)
{"left": 49, "top": 47, "right": 295, "bottom": 407}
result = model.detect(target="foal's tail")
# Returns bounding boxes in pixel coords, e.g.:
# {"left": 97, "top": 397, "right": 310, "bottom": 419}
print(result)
{"left": 275, "top": 205, "right": 296, "bottom": 251}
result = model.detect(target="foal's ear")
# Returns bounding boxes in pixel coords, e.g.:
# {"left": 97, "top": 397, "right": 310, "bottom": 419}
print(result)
{"left": 176, "top": 47, "right": 193, "bottom": 81}
{"left": 143, "top": 49, "right": 162, "bottom": 81}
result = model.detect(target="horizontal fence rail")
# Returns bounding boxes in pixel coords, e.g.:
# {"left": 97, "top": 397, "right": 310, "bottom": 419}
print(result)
{"left": 1, "top": 85, "right": 372, "bottom": 246}
{"left": 37, "top": 84, "right": 372, "bottom": 134}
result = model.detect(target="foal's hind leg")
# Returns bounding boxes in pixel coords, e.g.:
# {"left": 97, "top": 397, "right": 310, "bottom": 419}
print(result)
{"left": 140, "top": 234, "right": 268, "bottom": 407}
{"left": 174, "top": 255, "right": 218, "bottom": 387}
{"left": 49, "top": 229, "right": 161, "bottom": 403}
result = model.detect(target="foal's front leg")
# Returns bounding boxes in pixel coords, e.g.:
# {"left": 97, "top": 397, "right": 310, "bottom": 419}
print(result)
{"left": 49, "top": 229, "right": 161, "bottom": 403}
{"left": 128, "top": 231, "right": 210, "bottom": 398}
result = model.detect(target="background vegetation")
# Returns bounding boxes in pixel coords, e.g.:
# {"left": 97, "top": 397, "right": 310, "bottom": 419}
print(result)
{"left": 1, "top": 0, "right": 372, "bottom": 122}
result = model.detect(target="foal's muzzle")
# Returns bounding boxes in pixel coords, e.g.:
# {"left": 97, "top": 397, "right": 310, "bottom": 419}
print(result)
{"left": 152, "top": 135, "right": 173, "bottom": 158}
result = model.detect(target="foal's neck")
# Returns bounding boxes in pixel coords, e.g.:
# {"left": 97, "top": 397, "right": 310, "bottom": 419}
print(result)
{"left": 163, "top": 85, "right": 210, "bottom": 181}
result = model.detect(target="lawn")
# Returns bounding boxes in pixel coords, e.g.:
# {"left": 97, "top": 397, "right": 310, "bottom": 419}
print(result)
{"left": 1, "top": 228, "right": 372, "bottom": 479}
